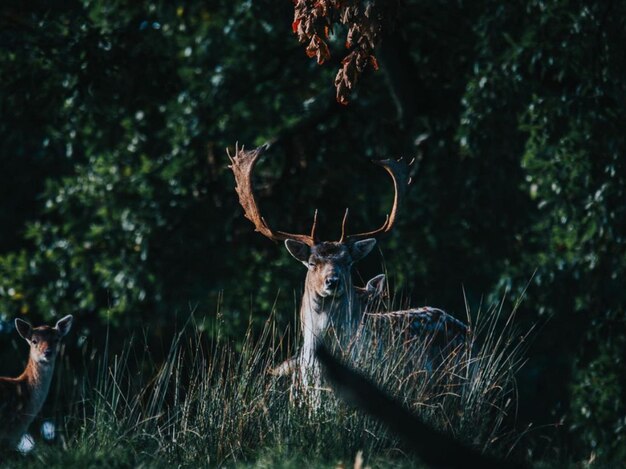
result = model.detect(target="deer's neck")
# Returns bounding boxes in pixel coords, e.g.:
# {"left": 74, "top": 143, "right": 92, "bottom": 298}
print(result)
{"left": 299, "top": 276, "right": 357, "bottom": 372}
{"left": 19, "top": 356, "right": 56, "bottom": 416}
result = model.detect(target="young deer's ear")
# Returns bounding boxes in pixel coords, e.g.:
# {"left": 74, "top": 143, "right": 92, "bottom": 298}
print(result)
{"left": 55, "top": 315, "right": 73, "bottom": 337}
{"left": 366, "top": 274, "right": 386, "bottom": 297}
{"left": 284, "top": 239, "right": 310, "bottom": 265}
{"left": 349, "top": 238, "right": 377, "bottom": 262}
{"left": 15, "top": 318, "right": 32, "bottom": 340}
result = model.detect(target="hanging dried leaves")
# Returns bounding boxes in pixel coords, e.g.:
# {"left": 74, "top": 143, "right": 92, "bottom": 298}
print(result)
{"left": 292, "top": 0, "right": 385, "bottom": 105}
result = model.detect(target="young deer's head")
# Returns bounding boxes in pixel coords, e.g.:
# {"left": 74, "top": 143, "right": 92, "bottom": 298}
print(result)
{"left": 228, "top": 143, "right": 409, "bottom": 303}
{"left": 354, "top": 273, "right": 387, "bottom": 312}
{"left": 15, "top": 315, "right": 73, "bottom": 365}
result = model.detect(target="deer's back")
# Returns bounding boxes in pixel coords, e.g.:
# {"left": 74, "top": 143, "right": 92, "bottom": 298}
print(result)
{"left": 367, "top": 307, "right": 468, "bottom": 350}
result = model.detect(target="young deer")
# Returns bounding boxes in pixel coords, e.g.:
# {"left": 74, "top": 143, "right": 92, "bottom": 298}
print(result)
{"left": 229, "top": 143, "right": 409, "bottom": 391}
{"left": 0, "top": 315, "right": 73, "bottom": 448}
{"left": 269, "top": 273, "right": 388, "bottom": 378}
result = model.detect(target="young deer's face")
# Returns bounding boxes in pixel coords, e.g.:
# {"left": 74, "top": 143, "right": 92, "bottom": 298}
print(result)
{"left": 285, "top": 239, "right": 377, "bottom": 298}
{"left": 15, "top": 315, "right": 73, "bottom": 365}
{"left": 354, "top": 274, "right": 387, "bottom": 312}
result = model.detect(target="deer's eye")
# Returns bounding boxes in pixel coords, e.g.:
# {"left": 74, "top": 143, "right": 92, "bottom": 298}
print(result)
{"left": 32, "top": 339, "right": 38, "bottom": 345}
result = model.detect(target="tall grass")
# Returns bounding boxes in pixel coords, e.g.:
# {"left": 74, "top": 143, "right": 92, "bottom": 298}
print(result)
{"left": 7, "top": 293, "right": 531, "bottom": 468}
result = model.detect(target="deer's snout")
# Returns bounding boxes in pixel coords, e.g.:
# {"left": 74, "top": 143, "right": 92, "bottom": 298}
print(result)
{"left": 325, "top": 276, "right": 340, "bottom": 290}
{"left": 43, "top": 348, "right": 54, "bottom": 359}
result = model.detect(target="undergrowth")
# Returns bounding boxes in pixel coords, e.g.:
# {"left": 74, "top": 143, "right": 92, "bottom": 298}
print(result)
{"left": 2, "top": 294, "right": 531, "bottom": 468}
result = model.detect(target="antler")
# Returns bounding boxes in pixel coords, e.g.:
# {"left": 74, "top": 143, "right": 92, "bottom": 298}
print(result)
{"left": 228, "top": 142, "right": 319, "bottom": 246}
{"left": 339, "top": 158, "right": 411, "bottom": 243}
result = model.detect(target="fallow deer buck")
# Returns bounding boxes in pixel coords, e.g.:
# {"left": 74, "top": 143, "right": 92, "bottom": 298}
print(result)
{"left": 0, "top": 315, "right": 73, "bottom": 449}
{"left": 228, "top": 143, "right": 408, "bottom": 391}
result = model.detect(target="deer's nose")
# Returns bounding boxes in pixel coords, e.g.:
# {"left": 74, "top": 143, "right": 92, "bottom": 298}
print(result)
{"left": 325, "top": 276, "right": 340, "bottom": 289}
{"left": 44, "top": 349, "right": 53, "bottom": 358}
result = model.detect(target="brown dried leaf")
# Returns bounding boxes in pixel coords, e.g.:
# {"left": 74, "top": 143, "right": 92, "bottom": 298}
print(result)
{"left": 346, "top": 23, "right": 359, "bottom": 48}
{"left": 335, "top": 69, "right": 350, "bottom": 105}
{"left": 369, "top": 54, "right": 379, "bottom": 71}
{"left": 317, "top": 38, "right": 331, "bottom": 64}
{"left": 305, "top": 35, "right": 319, "bottom": 58}
{"left": 292, "top": 18, "right": 301, "bottom": 33}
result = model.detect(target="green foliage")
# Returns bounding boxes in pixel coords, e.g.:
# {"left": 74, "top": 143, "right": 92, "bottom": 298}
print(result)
{"left": 570, "top": 316, "right": 626, "bottom": 461}
{"left": 456, "top": 1, "right": 626, "bottom": 461}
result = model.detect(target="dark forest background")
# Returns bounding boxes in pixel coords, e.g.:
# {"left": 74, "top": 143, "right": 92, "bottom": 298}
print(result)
{"left": 0, "top": 0, "right": 624, "bottom": 464}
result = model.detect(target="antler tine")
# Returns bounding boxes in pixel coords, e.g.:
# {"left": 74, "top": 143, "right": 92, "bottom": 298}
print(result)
{"left": 344, "top": 158, "right": 410, "bottom": 242}
{"left": 310, "top": 209, "right": 319, "bottom": 240}
{"left": 229, "top": 142, "right": 318, "bottom": 246}
{"left": 339, "top": 208, "right": 349, "bottom": 243}
{"left": 276, "top": 208, "right": 320, "bottom": 242}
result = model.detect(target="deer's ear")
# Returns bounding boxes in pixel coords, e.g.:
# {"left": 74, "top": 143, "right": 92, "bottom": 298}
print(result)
{"left": 55, "top": 315, "right": 73, "bottom": 337}
{"left": 366, "top": 274, "right": 386, "bottom": 297}
{"left": 350, "top": 238, "right": 376, "bottom": 262}
{"left": 15, "top": 318, "right": 32, "bottom": 340}
{"left": 284, "top": 239, "right": 310, "bottom": 265}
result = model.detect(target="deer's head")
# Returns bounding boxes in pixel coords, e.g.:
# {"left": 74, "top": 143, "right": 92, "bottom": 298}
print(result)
{"left": 229, "top": 143, "right": 409, "bottom": 299}
{"left": 15, "top": 315, "right": 73, "bottom": 365}
{"left": 284, "top": 239, "right": 376, "bottom": 298}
